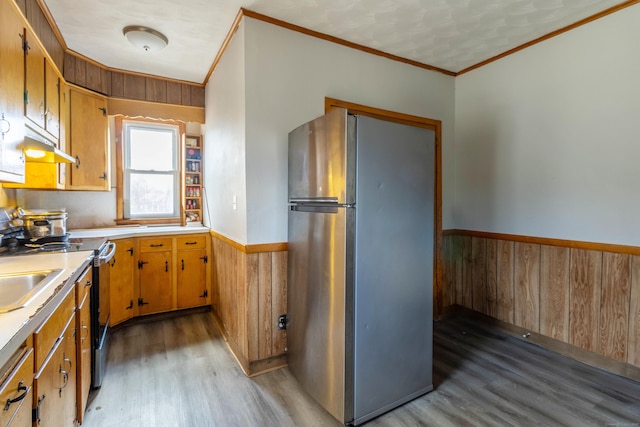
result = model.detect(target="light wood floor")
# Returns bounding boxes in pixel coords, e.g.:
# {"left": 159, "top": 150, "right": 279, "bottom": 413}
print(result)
{"left": 83, "top": 311, "right": 640, "bottom": 426}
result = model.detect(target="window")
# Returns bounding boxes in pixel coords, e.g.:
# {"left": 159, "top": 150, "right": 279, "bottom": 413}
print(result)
{"left": 122, "top": 120, "right": 180, "bottom": 220}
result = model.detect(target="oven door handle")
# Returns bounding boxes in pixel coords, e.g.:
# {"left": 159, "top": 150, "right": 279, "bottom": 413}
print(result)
{"left": 97, "top": 242, "right": 116, "bottom": 265}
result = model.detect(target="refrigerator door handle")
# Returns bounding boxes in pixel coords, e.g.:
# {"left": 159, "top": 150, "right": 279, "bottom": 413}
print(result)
{"left": 289, "top": 197, "right": 339, "bottom": 204}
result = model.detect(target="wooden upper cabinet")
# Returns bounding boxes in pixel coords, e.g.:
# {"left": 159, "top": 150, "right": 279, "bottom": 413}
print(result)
{"left": 68, "top": 87, "right": 110, "bottom": 190}
{"left": 45, "top": 59, "right": 60, "bottom": 138}
{"left": 0, "top": 0, "right": 26, "bottom": 183}
{"left": 24, "top": 29, "right": 46, "bottom": 130}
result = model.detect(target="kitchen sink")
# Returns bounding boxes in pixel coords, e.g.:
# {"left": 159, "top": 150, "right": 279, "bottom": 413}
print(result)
{"left": 0, "top": 269, "right": 63, "bottom": 313}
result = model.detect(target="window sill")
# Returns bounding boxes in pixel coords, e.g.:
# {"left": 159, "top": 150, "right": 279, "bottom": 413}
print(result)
{"left": 115, "top": 217, "right": 184, "bottom": 226}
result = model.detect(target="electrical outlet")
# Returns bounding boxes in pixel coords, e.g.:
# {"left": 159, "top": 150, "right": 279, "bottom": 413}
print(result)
{"left": 277, "top": 314, "right": 287, "bottom": 330}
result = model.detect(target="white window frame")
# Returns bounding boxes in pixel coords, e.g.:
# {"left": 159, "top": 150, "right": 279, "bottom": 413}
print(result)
{"left": 122, "top": 120, "right": 180, "bottom": 219}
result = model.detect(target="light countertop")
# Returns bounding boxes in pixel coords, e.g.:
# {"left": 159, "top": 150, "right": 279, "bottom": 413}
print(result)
{"left": 0, "top": 252, "right": 93, "bottom": 369}
{"left": 68, "top": 224, "right": 210, "bottom": 239}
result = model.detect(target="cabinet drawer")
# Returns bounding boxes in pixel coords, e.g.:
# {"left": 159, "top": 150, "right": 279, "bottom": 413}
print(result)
{"left": 176, "top": 235, "right": 206, "bottom": 249}
{"left": 0, "top": 349, "right": 34, "bottom": 426}
{"left": 75, "top": 264, "right": 93, "bottom": 305}
{"left": 33, "top": 289, "right": 75, "bottom": 371}
{"left": 139, "top": 237, "right": 173, "bottom": 252}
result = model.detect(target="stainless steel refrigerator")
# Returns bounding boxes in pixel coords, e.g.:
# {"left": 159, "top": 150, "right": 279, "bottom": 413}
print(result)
{"left": 287, "top": 107, "right": 435, "bottom": 426}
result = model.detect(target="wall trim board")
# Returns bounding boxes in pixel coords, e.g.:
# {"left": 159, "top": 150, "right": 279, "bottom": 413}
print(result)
{"left": 326, "top": 98, "right": 444, "bottom": 316}
{"left": 108, "top": 98, "right": 205, "bottom": 124}
{"left": 456, "top": 0, "right": 640, "bottom": 75}
{"left": 444, "top": 229, "right": 640, "bottom": 255}
{"left": 209, "top": 229, "right": 287, "bottom": 254}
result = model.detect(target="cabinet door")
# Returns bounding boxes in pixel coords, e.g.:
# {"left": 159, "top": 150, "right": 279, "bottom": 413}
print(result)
{"left": 68, "top": 88, "right": 109, "bottom": 190}
{"left": 44, "top": 60, "right": 60, "bottom": 138}
{"left": 6, "top": 388, "right": 32, "bottom": 427}
{"left": 76, "top": 292, "right": 91, "bottom": 424}
{"left": 24, "top": 29, "right": 45, "bottom": 129}
{"left": 138, "top": 251, "right": 173, "bottom": 315}
{"left": 0, "top": 349, "right": 33, "bottom": 427}
{"left": 0, "top": 0, "right": 25, "bottom": 182}
{"left": 34, "top": 314, "right": 76, "bottom": 427}
{"left": 111, "top": 238, "right": 136, "bottom": 325}
{"left": 177, "top": 248, "right": 209, "bottom": 309}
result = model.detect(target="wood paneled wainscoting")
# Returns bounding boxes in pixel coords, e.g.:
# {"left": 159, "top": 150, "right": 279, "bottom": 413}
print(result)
{"left": 210, "top": 231, "right": 288, "bottom": 376}
{"left": 442, "top": 230, "right": 640, "bottom": 380}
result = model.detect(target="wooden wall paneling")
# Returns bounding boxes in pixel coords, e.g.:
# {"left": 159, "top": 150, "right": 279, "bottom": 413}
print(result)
{"left": 123, "top": 74, "right": 146, "bottom": 100}
{"left": 15, "top": 0, "right": 26, "bottom": 15}
{"left": 74, "top": 56, "right": 87, "bottom": 87}
{"left": 190, "top": 86, "right": 205, "bottom": 107}
{"left": 210, "top": 238, "right": 219, "bottom": 309}
{"left": 145, "top": 78, "right": 167, "bottom": 103}
{"left": 236, "top": 249, "right": 246, "bottom": 355}
{"left": 86, "top": 61, "right": 102, "bottom": 93}
{"left": 539, "top": 245, "right": 570, "bottom": 341}
{"left": 486, "top": 239, "right": 498, "bottom": 318}
{"left": 441, "top": 235, "right": 456, "bottom": 309}
{"left": 569, "top": 249, "right": 602, "bottom": 352}
{"left": 514, "top": 242, "right": 540, "bottom": 332}
{"left": 166, "top": 81, "right": 182, "bottom": 105}
{"left": 246, "top": 253, "right": 259, "bottom": 361}
{"left": 181, "top": 85, "right": 192, "bottom": 106}
{"left": 496, "top": 240, "right": 515, "bottom": 324}
{"left": 599, "top": 252, "right": 631, "bottom": 362}
{"left": 459, "top": 236, "right": 472, "bottom": 308}
{"left": 471, "top": 237, "right": 487, "bottom": 314}
{"left": 629, "top": 256, "right": 640, "bottom": 367}
{"left": 271, "top": 251, "right": 287, "bottom": 356}
{"left": 100, "top": 68, "right": 111, "bottom": 95}
{"left": 63, "top": 54, "right": 75, "bottom": 83}
{"left": 258, "top": 253, "right": 273, "bottom": 359}
{"left": 110, "top": 72, "right": 125, "bottom": 98}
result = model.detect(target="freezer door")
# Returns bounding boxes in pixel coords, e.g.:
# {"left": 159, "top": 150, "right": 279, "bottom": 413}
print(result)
{"left": 353, "top": 115, "right": 435, "bottom": 424}
{"left": 287, "top": 203, "right": 353, "bottom": 423}
{"left": 288, "top": 107, "right": 355, "bottom": 204}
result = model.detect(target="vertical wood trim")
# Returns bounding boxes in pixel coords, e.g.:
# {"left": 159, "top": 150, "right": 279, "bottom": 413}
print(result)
{"left": 514, "top": 242, "right": 540, "bottom": 332}
{"left": 271, "top": 251, "right": 288, "bottom": 356}
{"left": 629, "top": 256, "right": 640, "bottom": 366}
{"left": 600, "top": 253, "right": 631, "bottom": 361}
{"left": 539, "top": 245, "right": 571, "bottom": 341}
{"left": 442, "top": 235, "right": 456, "bottom": 308}
{"left": 486, "top": 239, "right": 498, "bottom": 318}
{"left": 246, "top": 253, "right": 259, "bottom": 361}
{"left": 258, "top": 253, "right": 272, "bottom": 359}
{"left": 471, "top": 237, "right": 487, "bottom": 315}
{"left": 460, "top": 236, "right": 472, "bottom": 308}
{"left": 236, "top": 250, "right": 248, "bottom": 357}
{"left": 569, "top": 249, "right": 602, "bottom": 352}
{"left": 496, "top": 240, "right": 515, "bottom": 324}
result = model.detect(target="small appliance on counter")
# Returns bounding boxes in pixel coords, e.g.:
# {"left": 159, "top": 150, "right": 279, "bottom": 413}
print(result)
{"left": 0, "top": 207, "right": 70, "bottom": 255}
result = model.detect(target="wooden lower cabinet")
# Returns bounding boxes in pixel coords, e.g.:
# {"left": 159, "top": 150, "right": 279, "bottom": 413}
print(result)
{"left": 33, "top": 313, "right": 77, "bottom": 426}
{"left": 138, "top": 250, "right": 173, "bottom": 315}
{"left": 177, "top": 235, "right": 210, "bottom": 309}
{"left": 76, "top": 276, "right": 92, "bottom": 425}
{"left": 110, "top": 238, "right": 136, "bottom": 326}
{"left": 109, "top": 234, "right": 211, "bottom": 321}
{"left": 0, "top": 348, "right": 34, "bottom": 427}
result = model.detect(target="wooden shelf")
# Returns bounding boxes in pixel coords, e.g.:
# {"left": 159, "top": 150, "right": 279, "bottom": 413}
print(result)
{"left": 184, "top": 134, "right": 203, "bottom": 223}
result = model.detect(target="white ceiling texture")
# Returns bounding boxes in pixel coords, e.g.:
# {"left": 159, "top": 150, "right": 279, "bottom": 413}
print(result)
{"left": 42, "top": 0, "right": 629, "bottom": 84}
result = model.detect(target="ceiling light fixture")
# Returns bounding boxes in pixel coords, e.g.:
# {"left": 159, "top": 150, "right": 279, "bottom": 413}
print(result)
{"left": 123, "top": 25, "right": 168, "bottom": 52}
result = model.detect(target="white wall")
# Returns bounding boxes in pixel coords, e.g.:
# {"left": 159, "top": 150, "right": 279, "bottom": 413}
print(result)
{"left": 238, "top": 17, "right": 455, "bottom": 244}
{"left": 203, "top": 21, "right": 248, "bottom": 243}
{"left": 454, "top": 4, "right": 640, "bottom": 245}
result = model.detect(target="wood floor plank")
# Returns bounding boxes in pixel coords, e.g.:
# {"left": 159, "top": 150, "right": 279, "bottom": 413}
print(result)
{"left": 83, "top": 311, "right": 640, "bottom": 427}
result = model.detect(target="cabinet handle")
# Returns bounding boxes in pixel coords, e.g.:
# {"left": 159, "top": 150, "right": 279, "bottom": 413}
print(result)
{"left": 63, "top": 355, "right": 72, "bottom": 371}
{"left": 81, "top": 323, "right": 89, "bottom": 342}
{"left": 98, "top": 107, "right": 107, "bottom": 116}
{"left": 59, "top": 367, "right": 69, "bottom": 391}
{"left": 3, "top": 381, "right": 29, "bottom": 411}
{"left": 0, "top": 113, "right": 10, "bottom": 139}
{"left": 200, "top": 255, "right": 208, "bottom": 264}
{"left": 84, "top": 279, "right": 91, "bottom": 288}
{"left": 150, "top": 243, "right": 164, "bottom": 248}
{"left": 138, "top": 298, "right": 149, "bottom": 306}
{"left": 165, "top": 261, "right": 169, "bottom": 272}
{"left": 185, "top": 241, "right": 197, "bottom": 245}
{"left": 181, "top": 259, "right": 184, "bottom": 270}
{"left": 127, "top": 247, "right": 134, "bottom": 256}
{"left": 99, "top": 172, "right": 107, "bottom": 180}
{"left": 138, "top": 260, "right": 149, "bottom": 269}
{"left": 126, "top": 300, "right": 134, "bottom": 310}
{"left": 199, "top": 289, "right": 209, "bottom": 299}
{"left": 35, "top": 394, "right": 45, "bottom": 423}
{"left": 111, "top": 257, "right": 116, "bottom": 267}
{"left": 75, "top": 155, "right": 81, "bottom": 169}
